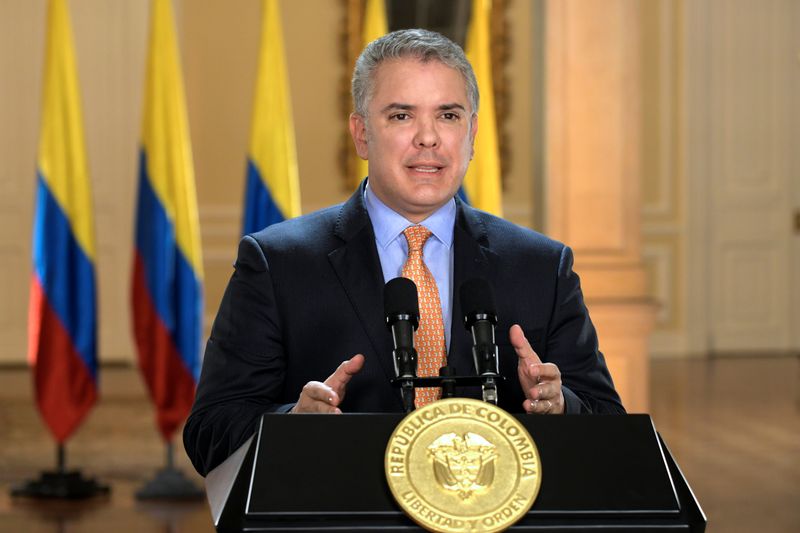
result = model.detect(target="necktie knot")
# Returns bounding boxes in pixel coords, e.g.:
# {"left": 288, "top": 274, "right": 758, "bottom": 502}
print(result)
{"left": 403, "top": 225, "right": 432, "bottom": 253}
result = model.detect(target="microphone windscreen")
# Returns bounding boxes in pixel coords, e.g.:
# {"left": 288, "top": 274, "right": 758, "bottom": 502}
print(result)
{"left": 384, "top": 277, "right": 419, "bottom": 318}
{"left": 460, "top": 278, "right": 497, "bottom": 317}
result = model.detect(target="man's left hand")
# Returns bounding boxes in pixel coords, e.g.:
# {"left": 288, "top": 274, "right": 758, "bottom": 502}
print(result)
{"left": 511, "top": 324, "right": 565, "bottom": 414}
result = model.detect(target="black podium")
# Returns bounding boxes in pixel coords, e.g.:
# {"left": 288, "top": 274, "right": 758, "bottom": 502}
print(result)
{"left": 205, "top": 414, "right": 705, "bottom": 532}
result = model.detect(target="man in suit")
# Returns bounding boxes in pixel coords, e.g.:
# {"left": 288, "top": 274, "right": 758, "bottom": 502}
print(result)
{"left": 184, "top": 29, "right": 623, "bottom": 477}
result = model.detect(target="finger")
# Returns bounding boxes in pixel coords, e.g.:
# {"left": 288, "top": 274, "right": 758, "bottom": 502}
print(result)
{"left": 292, "top": 381, "right": 342, "bottom": 414}
{"left": 531, "top": 377, "right": 564, "bottom": 397}
{"left": 524, "top": 398, "right": 555, "bottom": 415}
{"left": 528, "top": 382, "right": 549, "bottom": 401}
{"left": 297, "top": 399, "right": 342, "bottom": 414}
{"left": 302, "top": 381, "right": 340, "bottom": 406}
{"left": 324, "top": 354, "right": 366, "bottom": 392}
{"left": 527, "top": 362, "right": 561, "bottom": 384}
{"left": 510, "top": 325, "right": 542, "bottom": 364}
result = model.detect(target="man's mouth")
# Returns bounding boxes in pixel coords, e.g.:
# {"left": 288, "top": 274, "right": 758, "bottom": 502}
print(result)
{"left": 409, "top": 165, "right": 442, "bottom": 173}
{"left": 406, "top": 159, "right": 446, "bottom": 174}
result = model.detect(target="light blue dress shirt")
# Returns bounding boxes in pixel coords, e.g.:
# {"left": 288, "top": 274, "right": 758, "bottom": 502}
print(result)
{"left": 364, "top": 183, "right": 455, "bottom": 351}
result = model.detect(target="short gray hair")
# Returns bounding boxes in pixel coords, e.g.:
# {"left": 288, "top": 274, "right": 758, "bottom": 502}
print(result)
{"left": 351, "top": 29, "right": 479, "bottom": 117}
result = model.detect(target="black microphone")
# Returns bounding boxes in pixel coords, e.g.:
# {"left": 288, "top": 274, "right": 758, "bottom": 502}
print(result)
{"left": 384, "top": 277, "right": 419, "bottom": 412}
{"left": 460, "top": 278, "right": 500, "bottom": 404}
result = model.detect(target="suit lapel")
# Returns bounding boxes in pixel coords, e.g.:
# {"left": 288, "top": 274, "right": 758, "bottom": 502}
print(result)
{"left": 448, "top": 201, "right": 496, "bottom": 375}
{"left": 327, "top": 185, "right": 397, "bottom": 385}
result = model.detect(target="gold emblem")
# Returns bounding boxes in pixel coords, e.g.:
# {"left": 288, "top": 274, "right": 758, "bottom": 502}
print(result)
{"left": 385, "top": 398, "right": 541, "bottom": 533}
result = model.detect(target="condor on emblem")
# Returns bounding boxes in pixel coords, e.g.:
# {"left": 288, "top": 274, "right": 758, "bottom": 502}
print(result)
{"left": 428, "top": 432, "right": 497, "bottom": 500}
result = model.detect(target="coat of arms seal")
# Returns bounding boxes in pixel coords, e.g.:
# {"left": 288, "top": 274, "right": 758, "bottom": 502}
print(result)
{"left": 385, "top": 398, "right": 541, "bottom": 532}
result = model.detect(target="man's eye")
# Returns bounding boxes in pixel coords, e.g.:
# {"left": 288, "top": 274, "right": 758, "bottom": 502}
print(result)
{"left": 441, "top": 112, "right": 460, "bottom": 120}
{"left": 390, "top": 113, "right": 409, "bottom": 120}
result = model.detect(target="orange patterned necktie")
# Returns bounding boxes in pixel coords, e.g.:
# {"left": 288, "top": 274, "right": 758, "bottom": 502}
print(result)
{"left": 401, "top": 225, "right": 446, "bottom": 407}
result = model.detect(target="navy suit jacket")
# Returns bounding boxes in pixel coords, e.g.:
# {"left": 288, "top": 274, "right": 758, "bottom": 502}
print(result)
{"left": 184, "top": 184, "right": 624, "bottom": 476}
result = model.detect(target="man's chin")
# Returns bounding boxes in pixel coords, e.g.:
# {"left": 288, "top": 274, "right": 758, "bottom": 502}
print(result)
{"left": 401, "top": 194, "right": 457, "bottom": 221}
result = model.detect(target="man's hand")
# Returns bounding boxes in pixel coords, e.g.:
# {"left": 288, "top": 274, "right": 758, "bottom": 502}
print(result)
{"left": 511, "top": 325, "right": 565, "bottom": 414}
{"left": 290, "top": 354, "right": 365, "bottom": 414}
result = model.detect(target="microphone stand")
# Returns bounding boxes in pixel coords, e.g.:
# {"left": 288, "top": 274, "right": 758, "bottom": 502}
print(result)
{"left": 480, "top": 375, "right": 499, "bottom": 404}
{"left": 392, "top": 339, "right": 417, "bottom": 413}
{"left": 469, "top": 314, "right": 501, "bottom": 405}
{"left": 390, "top": 372, "right": 504, "bottom": 402}
{"left": 400, "top": 380, "right": 415, "bottom": 412}
{"left": 438, "top": 365, "right": 457, "bottom": 399}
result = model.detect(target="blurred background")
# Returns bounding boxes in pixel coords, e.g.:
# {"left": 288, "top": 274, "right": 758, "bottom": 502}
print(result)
{"left": 0, "top": 0, "right": 797, "bottom": 531}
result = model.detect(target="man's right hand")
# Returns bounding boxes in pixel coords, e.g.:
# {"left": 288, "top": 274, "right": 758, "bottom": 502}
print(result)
{"left": 290, "top": 354, "right": 365, "bottom": 413}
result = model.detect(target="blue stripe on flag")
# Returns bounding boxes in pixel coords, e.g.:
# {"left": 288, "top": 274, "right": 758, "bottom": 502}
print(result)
{"left": 242, "top": 158, "right": 286, "bottom": 235}
{"left": 32, "top": 172, "right": 97, "bottom": 379}
{"left": 134, "top": 150, "right": 202, "bottom": 381}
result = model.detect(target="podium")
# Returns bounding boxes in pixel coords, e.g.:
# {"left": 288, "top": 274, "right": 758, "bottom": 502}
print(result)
{"left": 205, "top": 414, "right": 705, "bottom": 532}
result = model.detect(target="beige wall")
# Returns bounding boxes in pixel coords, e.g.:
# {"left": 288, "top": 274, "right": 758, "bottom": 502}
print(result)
{"left": 641, "top": 0, "right": 800, "bottom": 356}
{"left": 0, "top": 1, "right": 45, "bottom": 365}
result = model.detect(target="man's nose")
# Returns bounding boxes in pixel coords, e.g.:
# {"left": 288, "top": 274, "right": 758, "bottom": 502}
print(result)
{"left": 413, "top": 119, "right": 439, "bottom": 148}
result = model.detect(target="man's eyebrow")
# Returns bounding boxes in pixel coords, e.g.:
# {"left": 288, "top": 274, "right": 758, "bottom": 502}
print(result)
{"left": 380, "top": 103, "right": 415, "bottom": 113}
{"left": 378, "top": 103, "right": 468, "bottom": 113}
{"left": 438, "top": 103, "right": 467, "bottom": 112}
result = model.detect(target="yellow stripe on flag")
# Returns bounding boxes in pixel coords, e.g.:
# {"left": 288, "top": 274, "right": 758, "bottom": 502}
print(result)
{"left": 363, "top": 0, "right": 388, "bottom": 45}
{"left": 249, "top": 0, "right": 301, "bottom": 219}
{"left": 141, "top": 0, "right": 203, "bottom": 277}
{"left": 38, "top": 0, "right": 95, "bottom": 260}
{"left": 464, "top": 0, "right": 503, "bottom": 216}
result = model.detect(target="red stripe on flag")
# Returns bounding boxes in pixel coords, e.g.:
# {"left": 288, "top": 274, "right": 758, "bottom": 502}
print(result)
{"left": 132, "top": 252, "right": 196, "bottom": 440}
{"left": 28, "top": 276, "right": 96, "bottom": 443}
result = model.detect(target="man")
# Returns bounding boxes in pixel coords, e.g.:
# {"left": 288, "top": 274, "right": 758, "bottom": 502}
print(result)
{"left": 184, "top": 29, "right": 623, "bottom": 477}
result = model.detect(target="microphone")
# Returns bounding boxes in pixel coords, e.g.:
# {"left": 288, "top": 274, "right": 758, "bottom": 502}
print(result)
{"left": 460, "top": 278, "right": 500, "bottom": 404}
{"left": 384, "top": 277, "right": 419, "bottom": 412}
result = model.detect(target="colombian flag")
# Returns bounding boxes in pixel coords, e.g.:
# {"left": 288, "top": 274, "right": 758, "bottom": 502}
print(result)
{"left": 462, "top": 0, "right": 503, "bottom": 216}
{"left": 132, "top": 0, "right": 203, "bottom": 442}
{"left": 362, "top": 0, "right": 388, "bottom": 44}
{"left": 28, "top": 0, "right": 98, "bottom": 444}
{"left": 241, "top": 0, "right": 301, "bottom": 235}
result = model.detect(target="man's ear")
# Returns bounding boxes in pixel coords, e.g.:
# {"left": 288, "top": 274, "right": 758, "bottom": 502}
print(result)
{"left": 349, "top": 113, "right": 369, "bottom": 160}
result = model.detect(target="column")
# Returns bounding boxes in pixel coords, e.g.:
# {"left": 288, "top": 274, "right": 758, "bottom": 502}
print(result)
{"left": 545, "top": 0, "right": 655, "bottom": 412}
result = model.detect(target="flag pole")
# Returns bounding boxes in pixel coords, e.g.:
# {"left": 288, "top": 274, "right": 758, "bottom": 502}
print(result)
{"left": 135, "top": 440, "right": 203, "bottom": 500}
{"left": 57, "top": 444, "right": 65, "bottom": 473}
{"left": 10, "top": 444, "right": 109, "bottom": 499}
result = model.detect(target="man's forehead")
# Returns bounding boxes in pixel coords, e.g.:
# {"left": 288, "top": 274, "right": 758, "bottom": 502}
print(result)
{"left": 373, "top": 56, "right": 462, "bottom": 79}
{"left": 369, "top": 57, "right": 469, "bottom": 107}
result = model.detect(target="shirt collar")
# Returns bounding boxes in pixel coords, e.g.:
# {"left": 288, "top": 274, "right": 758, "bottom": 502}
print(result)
{"left": 364, "top": 181, "right": 456, "bottom": 250}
